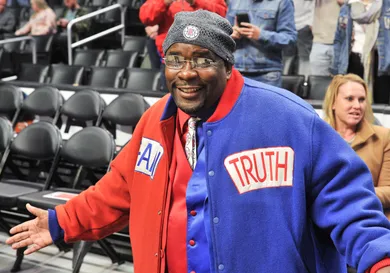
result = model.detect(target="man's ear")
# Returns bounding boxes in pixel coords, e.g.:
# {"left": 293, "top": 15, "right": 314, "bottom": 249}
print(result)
{"left": 225, "top": 63, "right": 233, "bottom": 79}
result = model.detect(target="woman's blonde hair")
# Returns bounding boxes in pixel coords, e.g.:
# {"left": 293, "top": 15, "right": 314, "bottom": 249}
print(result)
{"left": 31, "top": 0, "right": 49, "bottom": 14}
{"left": 323, "top": 73, "right": 374, "bottom": 129}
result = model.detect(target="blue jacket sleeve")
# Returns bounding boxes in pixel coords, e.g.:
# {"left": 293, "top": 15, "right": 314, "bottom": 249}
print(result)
{"left": 259, "top": 0, "right": 296, "bottom": 49}
{"left": 48, "top": 209, "right": 64, "bottom": 243}
{"left": 309, "top": 116, "right": 390, "bottom": 273}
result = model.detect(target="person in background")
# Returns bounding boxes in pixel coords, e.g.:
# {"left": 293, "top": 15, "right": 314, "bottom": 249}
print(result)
{"left": 15, "top": 0, "right": 56, "bottom": 36}
{"left": 51, "top": 0, "right": 89, "bottom": 63}
{"left": 0, "top": 0, "right": 16, "bottom": 39}
{"left": 283, "top": 0, "right": 314, "bottom": 64}
{"left": 56, "top": 0, "right": 89, "bottom": 36}
{"left": 310, "top": 0, "right": 343, "bottom": 76}
{"left": 331, "top": 0, "right": 390, "bottom": 104}
{"left": 6, "top": 10, "right": 390, "bottom": 273}
{"left": 145, "top": 24, "right": 162, "bottom": 69}
{"left": 227, "top": 0, "right": 296, "bottom": 87}
{"left": 323, "top": 73, "right": 390, "bottom": 220}
{"left": 139, "top": 0, "right": 227, "bottom": 92}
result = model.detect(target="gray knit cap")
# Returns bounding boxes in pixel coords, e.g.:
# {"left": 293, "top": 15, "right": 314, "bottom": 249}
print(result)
{"left": 162, "top": 10, "right": 236, "bottom": 64}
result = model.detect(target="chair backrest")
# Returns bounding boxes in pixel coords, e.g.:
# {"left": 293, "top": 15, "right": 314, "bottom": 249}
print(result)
{"left": 307, "top": 75, "right": 333, "bottom": 100}
{"left": 102, "top": 93, "right": 145, "bottom": 126}
{"left": 17, "top": 63, "right": 49, "bottom": 82}
{"left": 0, "top": 121, "right": 62, "bottom": 187}
{"left": 88, "top": 67, "right": 125, "bottom": 88}
{"left": 73, "top": 49, "right": 105, "bottom": 67}
{"left": 22, "top": 35, "right": 54, "bottom": 53}
{"left": 122, "top": 36, "right": 146, "bottom": 54}
{"left": 61, "top": 127, "right": 115, "bottom": 169}
{"left": 21, "top": 86, "right": 63, "bottom": 124}
{"left": 0, "top": 83, "right": 24, "bottom": 126}
{"left": 281, "top": 75, "right": 305, "bottom": 97}
{"left": 124, "top": 68, "right": 161, "bottom": 91}
{"left": 0, "top": 117, "right": 13, "bottom": 153}
{"left": 47, "top": 64, "right": 85, "bottom": 85}
{"left": 60, "top": 89, "right": 105, "bottom": 125}
{"left": 105, "top": 50, "right": 139, "bottom": 68}
{"left": 10, "top": 121, "right": 62, "bottom": 160}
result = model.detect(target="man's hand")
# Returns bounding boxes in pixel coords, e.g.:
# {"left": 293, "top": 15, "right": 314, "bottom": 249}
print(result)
{"left": 145, "top": 25, "right": 159, "bottom": 39}
{"left": 231, "top": 25, "right": 241, "bottom": 40}
{"left": 238, "top": 22, "right": 261, "bottom": 40}
{"left": 57, "top": 18, "right": 69, "bottom": 27}
{"left": 377, "top": 266, "right": 390, "bottom": 273}
{"left": 5, "top": 204, "right": 53, "bottom": 255}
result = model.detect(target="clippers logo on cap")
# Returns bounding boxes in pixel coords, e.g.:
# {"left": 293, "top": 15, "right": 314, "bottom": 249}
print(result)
{"left": 183, "top": 25, "right": 199, "bottom": 40}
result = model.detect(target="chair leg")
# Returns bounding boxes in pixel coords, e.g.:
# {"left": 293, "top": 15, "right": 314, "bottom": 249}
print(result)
{"left": 72, "top": 240, "right": 93, "bottom": 273}
{"left": 97, "top": 239, "right": 124, "bottom": 265}
{"left": 11, "top": 247, "right": 27, "bottom": 272}
{"left": 0, "top": 216, "right": 11, "bottom": 235}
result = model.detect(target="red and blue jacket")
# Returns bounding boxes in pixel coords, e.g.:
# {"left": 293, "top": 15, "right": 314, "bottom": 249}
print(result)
{"left": 55, "top": 69, "right": 390, "bottom": 273}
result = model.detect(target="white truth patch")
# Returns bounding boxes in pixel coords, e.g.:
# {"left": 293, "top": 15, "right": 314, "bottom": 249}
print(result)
{"left": 135, "top": 137, "right": 164, "bottom": 179}
{"left": 224, "top": 147, "right": 294, "bottom": 194}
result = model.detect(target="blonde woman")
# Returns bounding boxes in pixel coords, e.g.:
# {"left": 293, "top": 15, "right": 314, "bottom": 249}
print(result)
{"left": 323, "top": 73, "right": 390, "bottom": 218}
{"left": 15, "top": 0, "right": 56, "bottom": 36}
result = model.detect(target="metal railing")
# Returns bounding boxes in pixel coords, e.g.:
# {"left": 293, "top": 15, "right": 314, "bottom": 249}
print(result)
{"left": 0, "top": 36, "right": 37, "bottom": 63}
{"left": 67, "top": 3, "right": 125, "bottom": 65}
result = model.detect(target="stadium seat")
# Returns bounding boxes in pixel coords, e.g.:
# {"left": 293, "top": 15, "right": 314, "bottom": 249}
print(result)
{"left": 19, "top": 86, "right": 64, "bottom": 126}
{"left": 122, "top": 36, "right": 147, "bottom": 54}
{"left": 104, "top": 50, "right": 139, "bottom": 68}
{"left": 87, "top": 67, "right": 125, "bottom": 88}
{"left": 16, "top": 34, "right": 55, "bottom": 65}
{"left": 73, "top": 49, "right": 105, "bottom": 67}
{"left": 59, "top": 89, "right": 105, "bottom": 133}
{"left": 0, "top": 83, "right": 24, "bottom": 127}
{"left": 123, "top": 68, "right": 161, "bottom": 91}
{"left": 46, "top": 64, "right": 85, "bottom": 85}
{"left": 307, "top": 75, "right": 333, "bottom": 100}
{"left": 281, "top": 75, "right": 305, "bottom": 96}
{"left": 17, "top": 63, "right": 48, "bottom": 82}
{"left": 102, "top": 92, "right": 145, "bottom": 139}
{"left": 0, "top": 117, "right": 12, "bottom": 160}
{"left": 0, "top": 121, "right": 61, "bottom": 272}
{"left": 18, "top": 126, "right": 120, "bottom": 273}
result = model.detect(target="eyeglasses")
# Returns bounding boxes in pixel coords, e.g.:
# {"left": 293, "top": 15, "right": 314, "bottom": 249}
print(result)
{"left": 163, "top": 55, "right": 220, "bottom": 70}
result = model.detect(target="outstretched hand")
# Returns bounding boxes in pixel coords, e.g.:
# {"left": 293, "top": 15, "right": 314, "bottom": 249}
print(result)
{"left": 5, "top": 204, "right": 53, "bottom": 255}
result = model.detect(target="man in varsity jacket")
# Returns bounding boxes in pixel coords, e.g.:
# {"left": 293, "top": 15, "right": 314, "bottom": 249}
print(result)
{"left": 6, "top": 10, "right": 390, "bottom": 273}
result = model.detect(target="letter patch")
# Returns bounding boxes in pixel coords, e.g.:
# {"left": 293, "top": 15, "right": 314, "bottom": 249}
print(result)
{"left": 224, "top": 147, "right": 294, "bottom": 194}
{"left": 135, "top": 137, "right": 164, "bottom": 179}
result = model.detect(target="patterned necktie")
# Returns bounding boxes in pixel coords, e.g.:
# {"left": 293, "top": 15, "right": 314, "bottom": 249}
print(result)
{"left": 185, "top": 117, "right": 200, "bottom": 170}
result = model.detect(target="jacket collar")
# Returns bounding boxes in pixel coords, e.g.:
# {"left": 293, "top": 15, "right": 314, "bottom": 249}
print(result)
{"left": 351, "top": 119, "right": 376, "bottom": 148}
{"left": 160, "top": 68, "right": 244, "bottom": 123}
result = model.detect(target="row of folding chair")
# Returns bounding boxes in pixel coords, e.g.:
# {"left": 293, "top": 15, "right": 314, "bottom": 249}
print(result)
{"left": 0, "top": 83, "right": 146, "bottom": 142}
{"left": 281, "top": 75, "right": 333, "bottom": 100}
{"left": 17, "top": 63, "right": 162, "bottom": 91}
{"left": 0, "top": 84, "right": 145, "bottom": 271}
{"left": 0, "top": 118, "right": 121, "bottom": 272}
{"left": 73, "top": 49, "right": 141, "bottom": 68}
